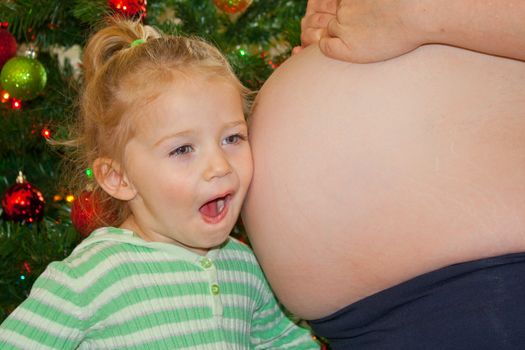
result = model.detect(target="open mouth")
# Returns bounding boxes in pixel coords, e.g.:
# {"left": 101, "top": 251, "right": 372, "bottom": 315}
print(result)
{"left": 199, "top": 194, "right": 232, "bottom": 224}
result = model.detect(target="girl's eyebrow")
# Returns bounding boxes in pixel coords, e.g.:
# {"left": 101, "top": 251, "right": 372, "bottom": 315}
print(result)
{"left": 154, "top": 121, "right": 247, "bottom": 146}
{"left": 154, "top": 130, "right": 193, "bottom": 146}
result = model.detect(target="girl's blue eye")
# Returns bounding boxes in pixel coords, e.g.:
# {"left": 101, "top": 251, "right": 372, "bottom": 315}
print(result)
{"left": 223, "top": 133, "right": 246, "bottom": 145}
{"left": 169, "top": 145, "right": 193, "bottom": 157}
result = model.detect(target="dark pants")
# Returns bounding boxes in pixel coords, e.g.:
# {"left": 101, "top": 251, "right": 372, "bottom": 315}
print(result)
{"left": 309, "top": 252, "right": 525, "bottom": 349}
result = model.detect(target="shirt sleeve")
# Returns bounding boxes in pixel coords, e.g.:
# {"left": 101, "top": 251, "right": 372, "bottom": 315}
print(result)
{"left": 0, "top": 262, "right": 85, "bottom": 349}
{"left": 250, "top": 272, "right": 320, "bottom": 349}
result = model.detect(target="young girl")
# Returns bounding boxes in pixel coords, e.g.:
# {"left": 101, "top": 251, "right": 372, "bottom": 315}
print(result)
{"left": 0, "top": 19, "right": 319, "bottom": 349}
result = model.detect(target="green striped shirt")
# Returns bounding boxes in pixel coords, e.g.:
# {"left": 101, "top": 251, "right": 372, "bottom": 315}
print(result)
{"left": 0, "top": 227, "right": 319, "bottom": 349}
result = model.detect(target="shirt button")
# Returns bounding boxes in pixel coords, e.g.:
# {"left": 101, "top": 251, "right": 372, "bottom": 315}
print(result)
{"left": 211, "top": 284, "right": 220, "bottom": 295}
{"left": 200, "top": 258, "right": 213, "bottom": 269}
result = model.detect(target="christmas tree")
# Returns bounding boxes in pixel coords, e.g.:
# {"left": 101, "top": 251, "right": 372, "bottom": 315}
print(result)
{"left": 0, "top": 0, "right": 307, "bottom": 323}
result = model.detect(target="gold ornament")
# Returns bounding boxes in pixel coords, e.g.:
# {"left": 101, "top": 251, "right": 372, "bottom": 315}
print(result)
{"left": 213, "top": 0, "right": 253, "bottom": 19}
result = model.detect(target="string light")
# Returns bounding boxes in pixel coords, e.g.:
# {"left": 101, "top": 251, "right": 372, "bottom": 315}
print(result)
{"left": 23, "top": 262, "right": 31, "bottom": 273}
{"left": 66, "top": 194, "right": 75, "bottom": 203}
{"left": 41, "top": 127, "right": 51, "bottom": 139}
{"left": 86, "top": 168, "right": 93, "bottom": 178}
{"left": 1, "top": 90, "right": 9, "bottom": 103}
{"left": 0, "top": 90, "right": 23, "bottom": 109}
{"left": 268, "top": 60, "right": 278, "bottom": 69}
{"left": 11, "top": 98, "right": 22, "bottom": 109}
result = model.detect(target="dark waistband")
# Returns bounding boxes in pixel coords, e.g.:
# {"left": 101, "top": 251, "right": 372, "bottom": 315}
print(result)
{"left": 309, "top": 252, "right": 525, "bottom": 349}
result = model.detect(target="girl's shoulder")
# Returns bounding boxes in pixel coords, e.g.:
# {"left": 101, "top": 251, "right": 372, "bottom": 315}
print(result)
{"left": 222, "top": 236, "right": 256, "bottom": 257}
{"left": 218, "top": 238, "right": 267, "bottom": 277}
{"left": 58, "top": 227, "right": 156, "bottom": 278}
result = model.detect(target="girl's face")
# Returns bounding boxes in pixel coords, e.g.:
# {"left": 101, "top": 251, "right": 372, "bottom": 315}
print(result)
{"left": 120, "top": 76, "right": 252, "bottom": 255}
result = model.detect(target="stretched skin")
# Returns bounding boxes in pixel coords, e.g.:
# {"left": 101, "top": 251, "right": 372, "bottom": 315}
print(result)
{"left": 242, "top": 44, "right": 525, "bottom": 320}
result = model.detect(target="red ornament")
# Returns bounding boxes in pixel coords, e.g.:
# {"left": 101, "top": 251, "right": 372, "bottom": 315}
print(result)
{"left": 1, "top": 172, "right": 45, "bottom": 223}
{"left": 71, "top": 191, "right": 108, "bottom": 238}
{"left": 0, "top": 28, "right": 17, "bottom": 69}
{"left": 108, "top": 0, "right": 147, "bottom": 18}
{"left": 213, "top": 0, "right": 252, "bottom": 14}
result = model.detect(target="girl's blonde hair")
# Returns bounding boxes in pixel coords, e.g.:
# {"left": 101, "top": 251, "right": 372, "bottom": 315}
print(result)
{"left": 64, "top": 18, "right": 250, "bottom": 230}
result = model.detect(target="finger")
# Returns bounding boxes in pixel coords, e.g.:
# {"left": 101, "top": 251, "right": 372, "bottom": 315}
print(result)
{"left": 325, "top": 16, "right": 343, "bottom": 39}
{"left": 304, "top": 0, "right": 320, "bottom": 16}
{"left": 305, "top": 0, "right": 337, "bottom": 16}
{"left": 291, "top": 46, "right": 303, "bottom": 55}
{"left": 301, "top": 27, "right": 324, "bottom": 46}
{"left": 319, "top": 36, "right": 354, "bottom": 62}
{"left": 302, "top": 13, "right": 335, "bottom": 30}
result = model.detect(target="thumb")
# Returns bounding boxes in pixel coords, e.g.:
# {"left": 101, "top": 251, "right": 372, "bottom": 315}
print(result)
{"left": 319, "top": 37, "right": 353, "bottom": 62}
{"left": 291, "top": 46, "right": 303, "bottom": 55}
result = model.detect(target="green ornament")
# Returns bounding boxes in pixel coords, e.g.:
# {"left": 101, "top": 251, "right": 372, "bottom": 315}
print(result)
{"left": 0, "top": 56, "right": 47, "bottom": 100}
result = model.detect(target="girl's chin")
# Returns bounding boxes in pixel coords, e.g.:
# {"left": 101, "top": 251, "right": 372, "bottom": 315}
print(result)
{"left": 185, "top": 239, "right": 229, "bottom": 255}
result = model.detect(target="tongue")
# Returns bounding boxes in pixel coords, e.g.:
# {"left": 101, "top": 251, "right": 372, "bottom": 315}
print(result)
{"left": 200, "top": 199, "right": 223, "bottom": 217}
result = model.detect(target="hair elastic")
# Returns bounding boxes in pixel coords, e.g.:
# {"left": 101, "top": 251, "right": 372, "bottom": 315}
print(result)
{"left": 131, "top": 38, "right": 146, "bottom": 47}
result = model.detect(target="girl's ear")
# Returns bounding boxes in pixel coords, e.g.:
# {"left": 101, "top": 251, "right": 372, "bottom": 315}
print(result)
{"left": 93, "top": 158, "right": 137, "bottom": 201}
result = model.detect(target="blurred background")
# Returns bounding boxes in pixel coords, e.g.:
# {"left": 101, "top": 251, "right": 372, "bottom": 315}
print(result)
{"left": 0, "top": 0, "right": 306, "bottom": 322}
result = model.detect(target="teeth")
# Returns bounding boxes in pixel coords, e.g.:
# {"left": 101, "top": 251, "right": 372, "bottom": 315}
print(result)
{"left": 217, "top": 199, "right": 225, "bottom": 213}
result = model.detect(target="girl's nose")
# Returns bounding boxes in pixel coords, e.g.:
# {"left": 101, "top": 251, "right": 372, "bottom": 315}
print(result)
{"left": 203, "top": 149, "right": 232, "bottom": 181}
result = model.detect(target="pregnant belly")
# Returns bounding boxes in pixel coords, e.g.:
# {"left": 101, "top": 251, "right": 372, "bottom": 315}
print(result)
{"left": 242, "top": 44, "right": 525, "bottom": 320}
